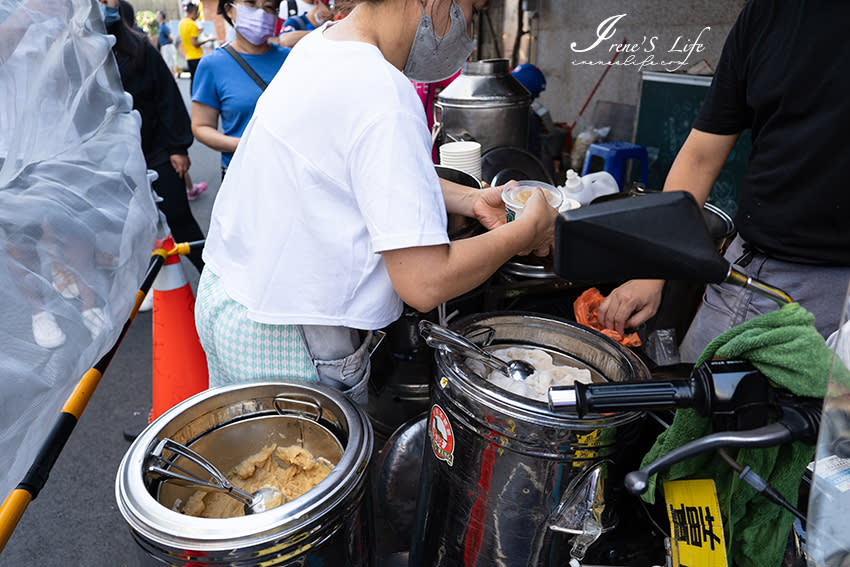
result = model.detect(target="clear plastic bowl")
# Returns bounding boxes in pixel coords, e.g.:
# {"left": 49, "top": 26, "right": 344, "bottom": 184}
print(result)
{"left": 502, "top": 180, "right": 563, "bottom": 221}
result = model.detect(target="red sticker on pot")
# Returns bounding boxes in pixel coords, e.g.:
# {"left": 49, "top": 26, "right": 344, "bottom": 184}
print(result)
{"left": 429, "top": 404, "right": 454, "bottom": 466}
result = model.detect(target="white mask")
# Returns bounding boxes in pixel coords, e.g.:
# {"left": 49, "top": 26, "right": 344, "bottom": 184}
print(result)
{"left": 234, "top": 3, "right": 276, "bottom": 45}
{"left": 403, "top": 0, "right": 476, "bottom": 83}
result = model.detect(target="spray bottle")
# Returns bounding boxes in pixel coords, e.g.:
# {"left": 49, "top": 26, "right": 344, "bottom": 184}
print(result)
{"left": 561, "top": 169, "right": 619, "bottom": 206}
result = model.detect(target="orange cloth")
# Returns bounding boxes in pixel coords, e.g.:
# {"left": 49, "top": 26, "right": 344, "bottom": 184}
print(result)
{"left": 573, "top": 287, "right": 642, "bottom": 347}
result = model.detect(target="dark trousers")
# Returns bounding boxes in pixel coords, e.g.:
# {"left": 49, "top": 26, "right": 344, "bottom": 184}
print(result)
{"left": 151, "top": 160, "right": 205, "bottom": 273}
{"left": 187, "top": 58, "right": 200, "bottom": 96}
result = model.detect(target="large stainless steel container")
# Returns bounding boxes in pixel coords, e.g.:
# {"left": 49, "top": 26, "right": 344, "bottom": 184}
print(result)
{"left": 409, "top": 313, "right": 651, "bottom": 567}
{"left": 116, "top": 382, "right": 373, "bottom": 566}
{"left": 436, "top": 59, "right": 531, "bottom": 154}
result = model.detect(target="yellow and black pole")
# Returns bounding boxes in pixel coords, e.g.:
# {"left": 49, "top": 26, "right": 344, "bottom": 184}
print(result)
{"left": 0, "top": 239, "right": 203, "bottom": 553}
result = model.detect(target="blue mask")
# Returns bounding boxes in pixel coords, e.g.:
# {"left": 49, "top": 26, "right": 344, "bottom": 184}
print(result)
{"left": 100, "top": 4, "right": 121, "bottom": 25}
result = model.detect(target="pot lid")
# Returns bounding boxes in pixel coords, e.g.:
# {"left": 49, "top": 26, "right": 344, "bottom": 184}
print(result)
{"left": 433, "top": 312, "right": 651, "bottom": 428}
{"left": 437, "top": 58, "right": 532, "bottom": 106}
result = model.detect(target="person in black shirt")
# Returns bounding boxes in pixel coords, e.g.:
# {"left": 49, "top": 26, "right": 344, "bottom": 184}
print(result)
{"left": 102, "top": 0, "right": 206, "bottom": 272}
{"left": 598, "top": 0, "right": 850, "bottom": 361}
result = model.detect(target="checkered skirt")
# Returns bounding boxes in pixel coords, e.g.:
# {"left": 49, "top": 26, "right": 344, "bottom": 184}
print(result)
{"left": 194, "top": 269, "right": 318, "bottom": 388}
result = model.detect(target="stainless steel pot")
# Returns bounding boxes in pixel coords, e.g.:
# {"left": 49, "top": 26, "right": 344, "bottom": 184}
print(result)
{"left": 116, "top": 382, "right": 373, "bottom": 566}
{"left": 409, "top": 312, "right": 651, "bottom": 567}
{"left": 436, "top": 59, "right": 531, "bottom": 154}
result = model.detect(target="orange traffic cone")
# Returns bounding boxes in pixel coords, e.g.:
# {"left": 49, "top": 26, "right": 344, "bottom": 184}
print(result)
{"left": 150, "top": 237, "right": 209, "bottom": 421}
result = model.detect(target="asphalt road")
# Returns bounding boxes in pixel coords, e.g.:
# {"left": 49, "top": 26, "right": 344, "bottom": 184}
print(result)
{"left": 0, "top": 76, "right": 220, "bottom": 567}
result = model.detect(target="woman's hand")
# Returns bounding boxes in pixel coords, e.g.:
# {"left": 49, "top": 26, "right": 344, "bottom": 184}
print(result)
{"left": 515, "top": 188, "right": 558, "bottom": 257}
{"left": 597, "top": 279, "right": 665, "bottom": 335}
{"left": 170, "top": 153, "right": 190, "bottom": 178}
{"left": 471, "top": 185, "right": 508, "bottom": 230}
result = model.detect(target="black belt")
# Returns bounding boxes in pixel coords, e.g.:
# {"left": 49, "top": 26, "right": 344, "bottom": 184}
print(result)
{"left": 734, "top": 241, "right": 772, "bottom": 267}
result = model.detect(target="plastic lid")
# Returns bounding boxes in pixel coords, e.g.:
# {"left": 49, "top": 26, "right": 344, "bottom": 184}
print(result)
{"left": 559, "top": 197, "right": 581, "bottom": 212}
{"left": 564, "top": 169, "right": 582, "bottom": 193}
{"left": 502, "top": 180, "right": 562, "bottom": 213}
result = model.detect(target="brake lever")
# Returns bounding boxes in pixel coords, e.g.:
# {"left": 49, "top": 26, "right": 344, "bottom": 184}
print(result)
{"left": 624, "top": 400, "right": 822, "bottom": 495}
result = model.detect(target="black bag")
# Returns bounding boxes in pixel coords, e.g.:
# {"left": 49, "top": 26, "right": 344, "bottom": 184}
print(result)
{"left": 222, "top": 44, "right": 267, "bottom": 91}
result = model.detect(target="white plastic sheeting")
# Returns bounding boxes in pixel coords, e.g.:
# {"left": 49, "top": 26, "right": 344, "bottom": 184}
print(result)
{"left": 0, "top": 0, "right": 160, "bottom": 502}
{"left": 809, "top": 284, "right": 850, "bottom": 565}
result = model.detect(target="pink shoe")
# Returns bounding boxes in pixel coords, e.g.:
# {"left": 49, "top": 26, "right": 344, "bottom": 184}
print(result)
{"left": 187, "top": 182, "right": 207, "bottom": 200}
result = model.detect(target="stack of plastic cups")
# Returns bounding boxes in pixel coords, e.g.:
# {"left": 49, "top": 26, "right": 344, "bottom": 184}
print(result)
{"left": 439, "top": 141, "right": 482, "bottom": 181}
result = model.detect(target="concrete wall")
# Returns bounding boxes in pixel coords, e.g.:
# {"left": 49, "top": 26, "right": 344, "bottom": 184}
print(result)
{"left": 502, "top": 0, "right": 747, "bottom": 139}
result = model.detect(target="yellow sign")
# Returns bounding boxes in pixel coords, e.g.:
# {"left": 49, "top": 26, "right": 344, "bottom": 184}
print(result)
{"left": 663, "top": 479, "right": 728, "bottom": 567}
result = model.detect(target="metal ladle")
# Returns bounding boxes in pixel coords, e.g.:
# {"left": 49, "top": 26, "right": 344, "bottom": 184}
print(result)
{"left": 146, "top": 438, "right": 283, "bottom": 515}
{"left": 418, "top": 320, "right": 536, "bottom": 381}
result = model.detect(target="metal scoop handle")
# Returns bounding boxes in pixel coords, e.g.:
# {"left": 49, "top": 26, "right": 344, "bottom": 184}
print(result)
{"left": 418, "top": 320, "right": 509, "bottom": 376}
{"left": 146, "top": 438, "right": 254, "bottom": 507}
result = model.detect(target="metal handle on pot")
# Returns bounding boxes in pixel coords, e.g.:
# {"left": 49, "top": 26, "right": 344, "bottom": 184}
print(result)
{"left": 418, "top": 320, "right": 507, "bottom": 375}
{"left": 368, "top": 329, "right": 387, "bottom": 358}
{"left": 547, "top": 461, "right": 615, "bottom": 563}
{"left": 464, "top": 325, "right": 496, "bottom": 348}
{"left": 145, "top": 438, "right": 254, "bottom": 506}
{"left": 431, "top": 120, "right": 442, "bottom": 148}
{"left": 274, "top": 395, "right": 322, "bottom": 422}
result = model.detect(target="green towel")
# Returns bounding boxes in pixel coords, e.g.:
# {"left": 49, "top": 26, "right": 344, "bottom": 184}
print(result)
{"left": 640, "top": 302, "right": 850, "bottom": 567}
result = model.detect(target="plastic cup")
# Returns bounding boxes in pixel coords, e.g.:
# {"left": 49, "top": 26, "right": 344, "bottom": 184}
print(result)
{"left": 440, "top": 141, "right": 482, "bottom": 180}
{"left": 439, "top": 141, "right": 481, "bottom": 158}
{"left": 502, "top": 180, "right": 563, "bottom": 221}
{"left": 559, "top": 197, "right": 581, "bottom": 212}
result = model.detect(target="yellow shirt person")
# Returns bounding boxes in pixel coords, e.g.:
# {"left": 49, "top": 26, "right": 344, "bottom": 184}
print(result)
{"left": 179, "top": 17, "right": 202, "bottom": 60}
{"left": 178, "top": 2, "right": 211, "bottom": 93}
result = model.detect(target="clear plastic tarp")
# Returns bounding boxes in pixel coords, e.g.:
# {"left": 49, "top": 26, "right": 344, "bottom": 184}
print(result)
{"left": 0, "top": 0, "right": 160, "bottom": 502}
{"left": 808, "top": 281, "right": 850, "bottom": 565}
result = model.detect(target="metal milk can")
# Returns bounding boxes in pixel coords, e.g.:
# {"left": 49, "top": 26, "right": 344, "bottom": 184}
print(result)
{"left": 435, "top": 59, "right": 532, "bottom": 154}
{"left": 409, "top": 312, "right": 651, "bottom": 566}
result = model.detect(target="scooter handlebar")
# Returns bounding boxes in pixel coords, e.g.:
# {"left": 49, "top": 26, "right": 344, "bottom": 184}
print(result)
{"left": 548, "top": 377, "right": 710, "bottom": 417}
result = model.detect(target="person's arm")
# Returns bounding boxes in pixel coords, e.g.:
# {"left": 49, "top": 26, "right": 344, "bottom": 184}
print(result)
{"left": 382, "top": 189, "right": 556, "bottom": 313}
{"left": 189, "top": 24, "right": 213, "bottom": 47}
{"left": 665, "top": 128, "right": 740, "bottom": 205}
{"left": 439, "top": 178, "right": 507, "bottom": 230}
{"left": 191, "top": 101, "right": 240, "bottom": 154}
{"left": 596, "top": 128, "right": 740, "bottom": 334}
{"left": 278, "top": 30, "right": 308, "bottom": 47}
{"left": 192, "top": 36, "right": 214, "bottom": 47}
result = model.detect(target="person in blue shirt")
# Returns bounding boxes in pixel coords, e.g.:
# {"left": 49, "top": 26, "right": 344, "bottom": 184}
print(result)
{"left": 156, "top": 10, "right": 180, "bottom": 79}
{"left": 277, "top": 0, "right": 330, "bottom": 47}
{"left": 191, "top": 0, "right": 289, "bottom": 177}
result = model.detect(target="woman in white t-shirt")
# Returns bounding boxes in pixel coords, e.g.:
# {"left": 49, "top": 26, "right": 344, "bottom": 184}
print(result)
{"left": 195, "top": 0, "right": 557, "bottom": 403}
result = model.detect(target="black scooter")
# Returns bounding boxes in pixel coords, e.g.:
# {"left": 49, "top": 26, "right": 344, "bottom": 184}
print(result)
{"left": 546, "top": 191, "right": 849, "bottom": 566}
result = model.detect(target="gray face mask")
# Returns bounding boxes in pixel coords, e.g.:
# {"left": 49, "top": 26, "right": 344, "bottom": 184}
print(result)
{"left": 403, "top": 0, "right": 476, "bottom": 83}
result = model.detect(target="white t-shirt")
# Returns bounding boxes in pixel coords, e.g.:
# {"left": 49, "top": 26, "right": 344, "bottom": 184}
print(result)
{"left": 203, "top": 25, "right": 449, "bottom": 329}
